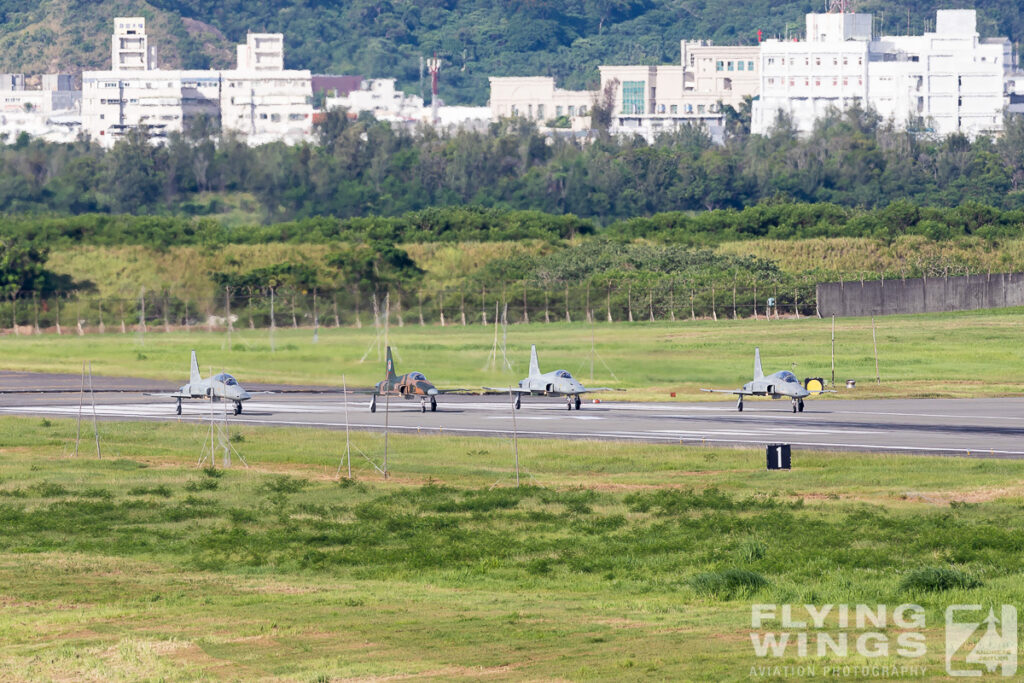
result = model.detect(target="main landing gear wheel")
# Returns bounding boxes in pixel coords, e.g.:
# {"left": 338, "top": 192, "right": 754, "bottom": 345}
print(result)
{"left": 176, "top": 399, "right": 182, "bottom": 416}
{"left": 798, "top": 399, "right": 805, "bottom": 413}
{"left": 514, "top": 395, "right": 521, "bottom": 410}
{"left": 566, "top": 396, "right": 573, "bottom": 411}
{"left": 791, "top": 399, "right": 798, "bottom": 413}
{"left": 430, "top": 396, "right": 437, "bottom": 412}
{"left": 574, "top": 395, "right": 581, "bottom": 411}
{"left": 234, "top": 402, "right": 242, "bottom": 415}
{"left": 370, "top": 395, "right": 377, "bottom": 413}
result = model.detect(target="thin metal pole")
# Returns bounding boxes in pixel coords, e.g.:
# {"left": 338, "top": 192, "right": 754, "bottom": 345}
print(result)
{"left": 74, "top": 361, "right": 85, "bottom": 457}
{"left": 88, "top": 362, "right": 101, "bottom": 459}
{"left": 831, "top": 313, "right": 836, "bottom": 387}
{"left": 342, "top": 374, "right": 351, "bottom": 478}
{"left": 872, "top": 316, "right": 880, "bottom": 384}
{"left": 509, "top": 389, "right": 520, "bottom": 487}
{"left": 383, "top": 384, "right": 390, "bottom": 480}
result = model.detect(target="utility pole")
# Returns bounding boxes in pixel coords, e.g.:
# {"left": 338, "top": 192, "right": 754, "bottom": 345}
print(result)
{"left": 427, "top": 54, "right": 441, "bottom": 125}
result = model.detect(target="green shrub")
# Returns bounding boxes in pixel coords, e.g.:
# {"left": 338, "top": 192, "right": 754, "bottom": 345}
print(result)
{"left": 899, "top": 567, "right": 982, "bottom": 593}
{"left": 689, "top": 568, "right": 769, "bottom": 599}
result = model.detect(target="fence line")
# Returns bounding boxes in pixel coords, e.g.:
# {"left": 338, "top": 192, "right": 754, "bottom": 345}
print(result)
{"left": 0, "top": 280, "right": 820, "bottom": 335}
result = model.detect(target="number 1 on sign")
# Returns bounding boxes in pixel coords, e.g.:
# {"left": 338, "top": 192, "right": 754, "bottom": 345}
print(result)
{"left": 777, "top": 447, "right": 783, "bottom": 469}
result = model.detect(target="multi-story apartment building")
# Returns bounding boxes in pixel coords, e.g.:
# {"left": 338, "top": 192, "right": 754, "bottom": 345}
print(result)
{"left": 220, "top": 33, "right": 313, "bottom": 141}
{"left": 753, "top": 10, "right": 1007, "bottom": 138}
{"left": 82, "top": 18, "right": 312, "bottom": 146}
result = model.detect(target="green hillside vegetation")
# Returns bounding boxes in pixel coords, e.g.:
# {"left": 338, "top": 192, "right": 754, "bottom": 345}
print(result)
{"left": 1, "top": 0, "right": 1017, "bottom": 103}
{"left": 0, "top": 0, "right": 233, "bottom": 74}
{"left": 0, "top": 418, "right": 1022, "bottom": 678}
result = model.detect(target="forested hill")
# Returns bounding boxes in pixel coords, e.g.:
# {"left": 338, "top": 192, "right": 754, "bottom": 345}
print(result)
{"left": 0, "top": 0, "right": 1021, "bottom": 103}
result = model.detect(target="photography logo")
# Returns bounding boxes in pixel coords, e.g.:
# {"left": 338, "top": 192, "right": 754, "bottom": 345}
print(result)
{"left": 946, "top": 605, "right": 1017, "bottom": 677}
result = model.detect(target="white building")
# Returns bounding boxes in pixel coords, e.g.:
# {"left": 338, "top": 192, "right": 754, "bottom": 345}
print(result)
{"left": 82, "top": 18, "right": 312, "bottom": 146}
{"left": 753, "top": 10, "right": 1008, "bottom": 138}
{"left": 488, "top": 77, "right": 592, "bottom": 131}
{"left": 488, "top": 41, "right": 759, "bottom": 139}
{"left": 111, "top": 17, "right": 157, "bottom": 71}
{"left": 600, "top": 41, "right": 759, "bottom": 138}
{"left": 220, "top": 33, "right": 313, "bottom": 143}
{"left": 0, "top": 73, "right": 81, "bottom": 143}
{"left": 324, "top": 78, "right": 424, "bottom": 123}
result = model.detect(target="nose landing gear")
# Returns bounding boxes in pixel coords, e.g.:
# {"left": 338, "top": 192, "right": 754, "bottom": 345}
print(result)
{"left": 430, "top": 396, "right": 437, "bottom": 412}
{"left": 234, "top": 401, "right": 242, "bottom": 415}
{"left": 792, "top": 398, "right": 804, "bottom": 413}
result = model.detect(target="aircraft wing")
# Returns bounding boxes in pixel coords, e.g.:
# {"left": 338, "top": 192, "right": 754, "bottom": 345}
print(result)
{"left": 700, "top": 388, "right": 754, "bottom": 395}
{"left": 437, "top": 388, "right": 479, "bottom": 395}
{"left": 481, "top": 386, "right": 531, "bottom": 394}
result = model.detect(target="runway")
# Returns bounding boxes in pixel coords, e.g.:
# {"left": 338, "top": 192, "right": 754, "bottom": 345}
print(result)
{"left": 1, "top": 372, "right": 1023, "bottom": 457}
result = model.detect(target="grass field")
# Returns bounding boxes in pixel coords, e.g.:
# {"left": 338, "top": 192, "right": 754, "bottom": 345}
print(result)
{"left": 2, "top": 308, "right": 1024, "bottom": 400}
{"left": 0, "top": 416, "right": 1022, "bottom": 680}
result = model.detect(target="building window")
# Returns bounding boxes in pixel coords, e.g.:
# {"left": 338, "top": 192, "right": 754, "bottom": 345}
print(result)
{"left": 556, "top": 105, "right": 563, "bottom": 116}
{"left": 271, "top": 113, "right": 281, "bottom": 122}
{"left": 738, "top": 61, "right": 744, "bottom": 71}
{"left": 568, "top": 105, "right": 575, "bottom": 116}
{"left": 748, "top": 61, "right": 754, "bottom": 71}
{"left": 781, "top": 58, "right": 786, "bottom": 65}
{"left": 657, "top": 104, "right": 666, "bottom": 113}
{"left": 723, "top": 78, "right": 732, "bottom": 90}
{"left": 289, "top": 113, "right": 304, "bottom": 120}
{"left": 697, "top": 104, "right": 705, "bottom": 114}
{"left": 816, "top": 57, "right": 821, "bottom": 66}
{"left": 716, "top": 60, "right": 724, "bottom": 71}
{"left": 537, "top": 104, "right": 544, "bottom": 119}
{"left": 767, "top": 57, "right": 775, "bottom": 65}
{"left": 621, "top": 80, "right": 646, "bottom": 115}
{"left": 843, "top": 57, "right": 848, "bottom": 66}
{"left": 857, "top": 57, "right": 863, "bottom": 65}
{"left": 670, "top": 104, "right": 678, "bottom": 113}
{"left": 578, "top": 105, "right": 587, "bottom": 115}
{"left": 843, "top": 79, "right": 848, "bottom": 86}
{"left": 815, "top": 80, "right": 820, "bottom": 86}
{"left": 727, "top": 61, "right": 734, "bottom": 71}
{"left": 768, "top": 78, "right": 775, "bottom": 85}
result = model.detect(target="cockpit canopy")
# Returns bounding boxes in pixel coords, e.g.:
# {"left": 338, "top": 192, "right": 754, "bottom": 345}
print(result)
{"left": 776, "top": 371, "right": 798, "bottom": 384}
{"left": 554, "top": 370, "right": 572, "bottom": 379}
{"left": 213, "top": 373, "right": 238, "bottom": 386}
{"left": 408, "top": 372, "right": 426, "bottom": 381}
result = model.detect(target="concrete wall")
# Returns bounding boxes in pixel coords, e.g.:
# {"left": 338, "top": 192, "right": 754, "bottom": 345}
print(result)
{"left": 816, "top": 273, "right": 1024, "bottom": 317}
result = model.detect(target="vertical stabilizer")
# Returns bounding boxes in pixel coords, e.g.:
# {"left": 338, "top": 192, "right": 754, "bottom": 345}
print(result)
{"left": 386, "top": 346, "right": 398, "bottom": 380}
{"left": 529, "top": 344, "right": 541, "bottom": 378}
{"left": 189, "top": 350, "right": 201, "bottom": 385}
{"left": 753, "top": 347, "right": 764, "bottom": 380}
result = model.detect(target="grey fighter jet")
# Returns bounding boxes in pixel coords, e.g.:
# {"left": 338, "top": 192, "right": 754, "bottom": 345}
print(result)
{"left": 701, "top": 347, "right": 824, "bottom": 413}
{"left": 165, "top": 350, "right": 252, "bottom": 415}
{"left": 484, "top": 344, "right": 617, "bottom": 410}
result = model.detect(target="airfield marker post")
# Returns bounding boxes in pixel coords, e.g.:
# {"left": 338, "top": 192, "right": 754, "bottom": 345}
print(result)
{"left": 831, "top": 314, "right": 836, "bottom": 387}
{"left": 509, "top": 388, "right": 520, "bottom": 487}
{"left": 74, "top": 360, "right": 85, "bottom": 457}
{"left": 872, "top": 316, "right": 880, "bottom": 384}
{"left": 88, "top": 361, "right": 101, "bottom": 459}
{"left": 341, "top": 374, "right": 351, "bottom": 479}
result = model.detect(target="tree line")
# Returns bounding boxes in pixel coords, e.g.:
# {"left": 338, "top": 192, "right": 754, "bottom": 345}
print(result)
{"left": 3, "top": 107, "right": 1024, "bottom": 222}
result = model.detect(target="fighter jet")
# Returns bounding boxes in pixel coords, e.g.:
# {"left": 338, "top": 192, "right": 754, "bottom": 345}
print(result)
{"left": 484, "top": 344, "right": 617, "bottom": 410}
{"left": 368, "top": 347, "right": 464, "bottom": 413}
{"left": 700, "top": 347, "right": 825, "bottom": 413}
{"left": 163, "top": 350, "right": 252, "bottom": 415}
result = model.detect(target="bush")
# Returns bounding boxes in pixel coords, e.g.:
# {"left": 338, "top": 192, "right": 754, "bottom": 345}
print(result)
{"left": 689, "top": 568, "right": 768, "bottom": 599}
{"left": 899, "top": 567, "right": 982, "bottom": 593}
